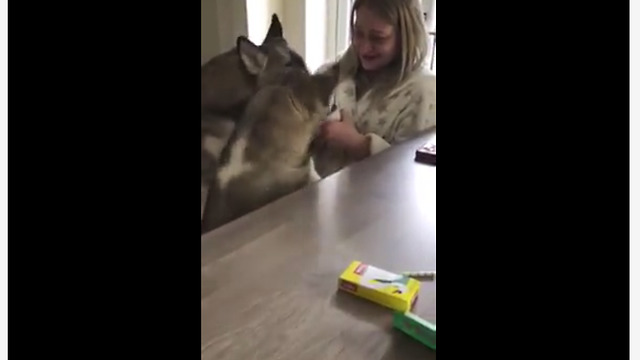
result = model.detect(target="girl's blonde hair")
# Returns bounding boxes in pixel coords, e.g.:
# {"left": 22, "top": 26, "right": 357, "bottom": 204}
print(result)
{"left": 340, "top": 0, "right": 427, "bottom": 97}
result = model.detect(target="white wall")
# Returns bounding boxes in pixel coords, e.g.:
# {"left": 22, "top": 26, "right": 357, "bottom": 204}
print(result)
{"left": 245, "top": 0, "right": 336, "bottom": 71}
{"left": 305, "top": 0, "right": 327, "bottom": 72}
{"left": 245, "top": 0, "right": 306, "bottom": 63}
{"left": 423, "top": 0, "right": 436, "bottom": 31}
{"left": 334, "top": 0, "right": 352, "bottom": 58}
{"left": 422, "top": 0, "right": 436, "bottom": 70}
{"left": 246, "top": 0, "right": 284, "bottom": 44}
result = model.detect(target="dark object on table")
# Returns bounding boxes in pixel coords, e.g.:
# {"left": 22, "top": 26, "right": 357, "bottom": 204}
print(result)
{"left": 415, "top": 143, "right": 436, "bottom": 165}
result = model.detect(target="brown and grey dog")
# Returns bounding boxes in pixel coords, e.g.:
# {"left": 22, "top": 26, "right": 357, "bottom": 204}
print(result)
{"left": 200, "top": 14, "right": 303, "bottom": 223}
{"left": 200, "top": 33, "right": 340, "bottom": 233}
{"left": 200, "top": 14, "right": 304, "bottom": 183}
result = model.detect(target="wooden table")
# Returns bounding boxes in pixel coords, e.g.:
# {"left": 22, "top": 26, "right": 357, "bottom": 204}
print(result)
{"left": 201, "top": 130, "right": 436, "bottom": 360}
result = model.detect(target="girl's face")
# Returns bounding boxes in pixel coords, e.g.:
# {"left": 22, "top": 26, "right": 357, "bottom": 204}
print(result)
{"left": 352, "top": 6, "right": 399, "bottom": 71}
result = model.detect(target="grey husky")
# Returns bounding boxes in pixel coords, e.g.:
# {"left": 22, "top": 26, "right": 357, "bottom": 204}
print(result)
{"left": 201, "top": 14, "right": 306, "bottom": 183}
{"left": 200, "top": 33, "right": 340, "bottom": 234}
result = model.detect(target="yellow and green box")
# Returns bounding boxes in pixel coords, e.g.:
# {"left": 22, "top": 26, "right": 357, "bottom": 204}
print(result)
{"left": 338, "top": 261, "right": 421, "bottom": 312}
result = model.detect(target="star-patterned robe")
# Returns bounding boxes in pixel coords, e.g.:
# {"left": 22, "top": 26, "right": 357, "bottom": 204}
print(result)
{"left": 311, "top": 59, "right": 436, "bottom": 178}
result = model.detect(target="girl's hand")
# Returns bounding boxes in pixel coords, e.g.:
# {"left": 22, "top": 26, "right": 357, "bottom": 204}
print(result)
{"left": 320, "top": 109, "right": 370, "bottom": 160}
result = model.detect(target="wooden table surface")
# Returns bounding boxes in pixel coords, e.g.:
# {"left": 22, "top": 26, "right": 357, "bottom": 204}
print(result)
{"left": 201, "top": 130, "right": 436, "bottom": 360}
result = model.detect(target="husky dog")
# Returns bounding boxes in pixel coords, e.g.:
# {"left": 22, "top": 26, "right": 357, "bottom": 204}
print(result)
{"left": 200, "top": 36, "right": 340, "bottom": 233}
{"left": 200, "top": 14, "right": 306, "bottom": 183}
{"left": 201, "top": 14, "right": 299, "bottom": 114}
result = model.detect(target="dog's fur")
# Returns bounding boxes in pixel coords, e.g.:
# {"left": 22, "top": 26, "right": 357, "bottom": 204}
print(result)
{"left": 201, "top": 14, "right": 289, "bottom": 114}
{"left": 200, "top": 35, "right": 340, "bottom": 233}
{"left": 200, "top": 14, "right": 307, "bottom": 183}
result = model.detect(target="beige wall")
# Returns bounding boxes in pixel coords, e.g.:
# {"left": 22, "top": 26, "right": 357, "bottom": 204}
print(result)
{"left": 201, "top": 0, "right": 219, "bottom": 64}
{"left": 201, "top": 0, "right": 249, "bottom": 65}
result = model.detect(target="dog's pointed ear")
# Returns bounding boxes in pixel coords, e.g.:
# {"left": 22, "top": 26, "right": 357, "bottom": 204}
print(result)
{"left": 236, "top": 36, "right": 267, "bottom": 75}
{"left": 263, "top": 13, "right": 283, "bottom": 41}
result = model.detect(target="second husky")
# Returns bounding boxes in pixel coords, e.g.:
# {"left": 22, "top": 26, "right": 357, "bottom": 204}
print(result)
{"left": 201, "top": 35, "right": 340, "bottom": 233}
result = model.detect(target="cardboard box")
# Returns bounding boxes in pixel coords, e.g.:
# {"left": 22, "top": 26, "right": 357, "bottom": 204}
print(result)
{"left": 338, "top": 261, "right": 421, "bottom": 312}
